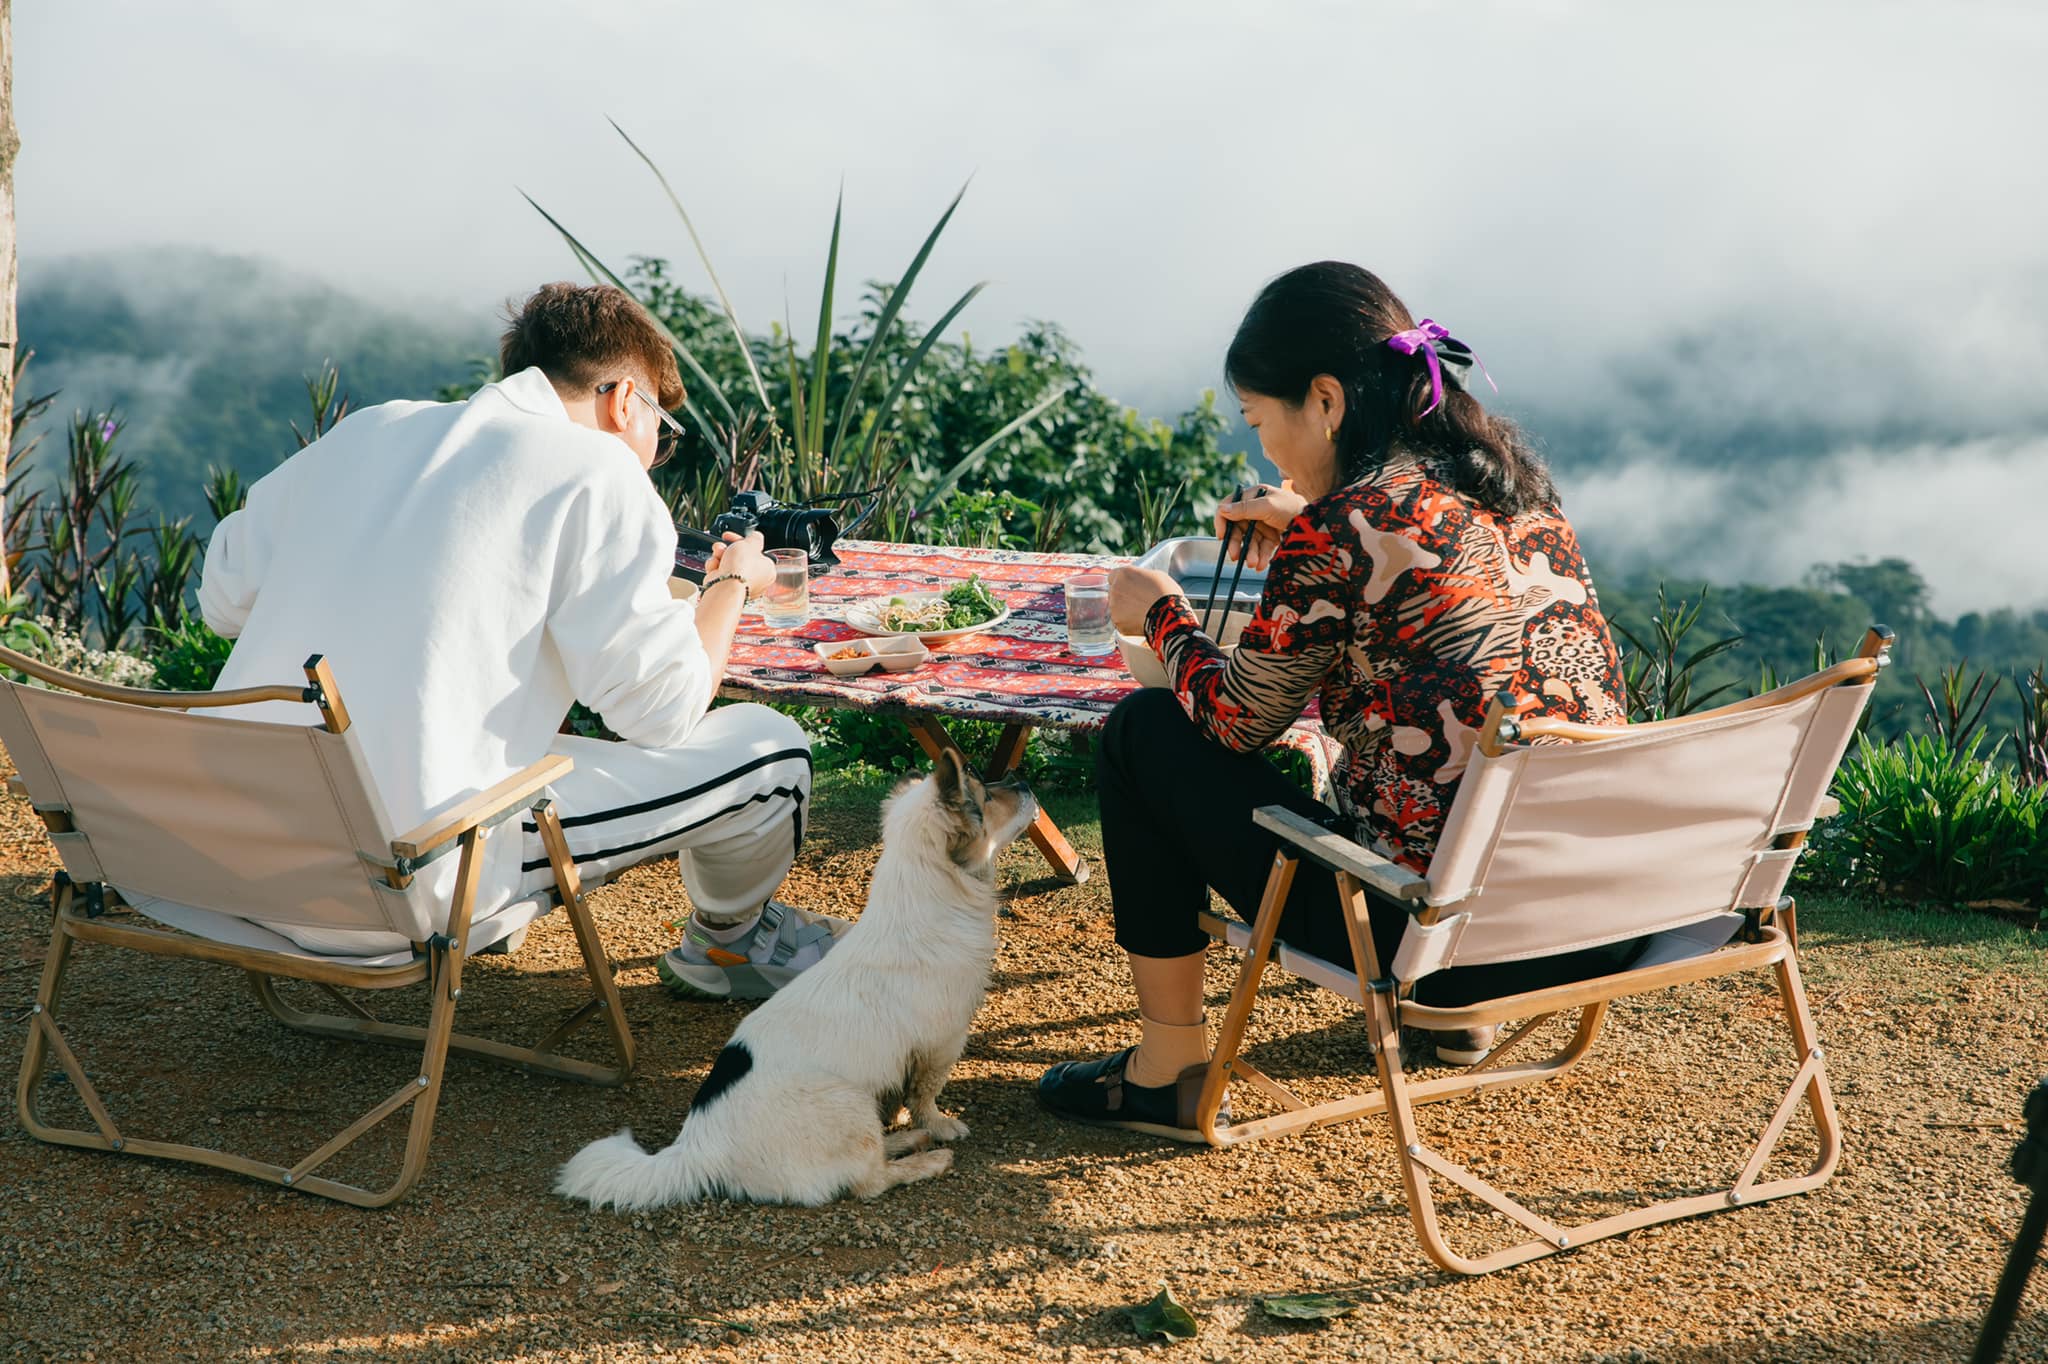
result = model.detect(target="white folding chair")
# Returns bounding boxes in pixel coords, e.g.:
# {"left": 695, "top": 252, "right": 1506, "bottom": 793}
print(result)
{"left": 1191, "top": 627, "right": 1892, "bottom": 1273}
{"left": 1, "top": 646, "right": 636, "bottom": 1207}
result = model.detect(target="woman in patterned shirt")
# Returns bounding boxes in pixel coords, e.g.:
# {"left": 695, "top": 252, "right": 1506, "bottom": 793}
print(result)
{"left": 1039, "top": 261, "right": 1637, "bottom": 1141}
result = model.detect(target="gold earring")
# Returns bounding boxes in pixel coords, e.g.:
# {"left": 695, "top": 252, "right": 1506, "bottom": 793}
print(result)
{"left": 1324, "top": 426, "right": 1334, "bottom": 442}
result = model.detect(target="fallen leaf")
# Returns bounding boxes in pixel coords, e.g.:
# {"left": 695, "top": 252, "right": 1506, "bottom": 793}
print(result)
{"left": 1129, "top": 1284, "right": 1200, "bottom": 1341}
{"left": 1259, "top": 1291, "right": 1363, "bottom": 1322}
{"left": 591, "top": 1280, "right": 623, "bottom": 1296}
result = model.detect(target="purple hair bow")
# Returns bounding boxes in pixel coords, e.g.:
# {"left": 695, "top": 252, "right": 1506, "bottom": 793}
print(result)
{"left": 1384, "top": 318, "right": 1496, "bottom": 417}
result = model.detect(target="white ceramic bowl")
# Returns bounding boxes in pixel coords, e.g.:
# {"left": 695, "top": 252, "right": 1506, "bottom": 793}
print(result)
{"left": 814, "top": 636, "right": 931, "bottom": 677}
{"left": 1117, "top": 611, "right": 1253, "bottom": 689}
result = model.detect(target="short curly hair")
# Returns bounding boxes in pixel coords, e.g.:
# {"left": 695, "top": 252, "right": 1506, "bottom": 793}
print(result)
{"left": 499, "top": 282, "right": 685, "bottom": 410}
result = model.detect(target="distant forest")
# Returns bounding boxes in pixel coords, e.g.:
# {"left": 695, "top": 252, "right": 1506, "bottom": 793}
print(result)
{"left": 16, "top": 248, "right": 489, "bottom": 521}
{"left": 1598, "top": 564, "right": 2045, "bottom": 741}
{"left": 16, "top": 249, "right": 2045, "bottom": 742}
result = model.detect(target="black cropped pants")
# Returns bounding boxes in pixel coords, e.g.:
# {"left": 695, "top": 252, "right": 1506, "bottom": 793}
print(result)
{"left": 1095, "top": 689, "right": 1646, "bottom": 1009}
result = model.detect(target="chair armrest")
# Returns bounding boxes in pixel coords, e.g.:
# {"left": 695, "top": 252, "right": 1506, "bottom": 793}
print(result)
{"left": 392, "top": 754, "right": 574, "bottom": 864}
{"left": 1252, "top": 806, "right": 1431, "bottom": 903}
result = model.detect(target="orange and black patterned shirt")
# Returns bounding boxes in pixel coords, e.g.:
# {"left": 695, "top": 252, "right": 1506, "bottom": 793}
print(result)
{"left": 1145, "top": 450, "right": 1627, "bottom": 872}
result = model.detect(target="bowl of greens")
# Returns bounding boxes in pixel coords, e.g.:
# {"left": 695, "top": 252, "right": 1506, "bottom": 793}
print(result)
{"left": 844, "top": 575, "right": 1010, "bottom": 643}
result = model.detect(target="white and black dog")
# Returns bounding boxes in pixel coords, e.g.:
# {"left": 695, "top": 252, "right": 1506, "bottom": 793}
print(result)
{"left": 555, "top": 748, "right": 1039, "bottom": 1209}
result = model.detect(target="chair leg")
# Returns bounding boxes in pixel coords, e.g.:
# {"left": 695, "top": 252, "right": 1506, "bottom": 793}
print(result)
{"left": 1196, "top": 868, "right": 1615, "bottom": 1147}
{"left": 1198, "top": 903, "right": 1836, "bottom": 1270}
{"left": 15, "top": 898, "right": 109, "bottom": 1147}
{"left": 537, "top": 802, "right": 635, "bottom": 1080}
{"left": 1731, "top": 943, "right": 1840, "bottom": 1195}
{"left": 245, "top": 811, "right": 635, "bottom": 1088}
{"left": 1380, "top": 952, "right": 1840, "bottom": 1275}
{"left": 11, "top": 832, "right": 498, "bottom": 1207}
{"left": 273, "top": 826, "right": 491, "bottom": 1206}
{"left": 15, "top": 919, "right": 462, "bottom": 1207}
{"left": 1374, "top": 978, "right": 1495, "bottom": 1274}
{"left": 1195, "top": 851, "right": 1298, "bottom": 1144}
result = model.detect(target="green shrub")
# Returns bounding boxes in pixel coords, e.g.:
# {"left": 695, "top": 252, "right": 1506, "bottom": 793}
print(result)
{"left": 797, "top": 705, "right": 923, "bottom": 775}
{"left": 1799, "top": 731, "right": 2047, "bottom": 919}
{"left": 791, "top": 705, "right": 1095, "bottom": 791}
{"left": 147, "top": 616, "right": 234, "bottom": 691}
{"left": 0, "top": 595, "right": 51, "bottom": 657}
{"left": 10, "top": 409, "right": 203, "bottom": 651}
{"left": 786, "top": 703, "right": 1322, "bottom": 796}
{"left": 1, "top": 615, "right": 156, "bottom": 689}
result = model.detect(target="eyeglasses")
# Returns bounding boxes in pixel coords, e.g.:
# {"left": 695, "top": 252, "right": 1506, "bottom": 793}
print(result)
{"left": 596, "top": 380, "right": 683, "bottom": 468}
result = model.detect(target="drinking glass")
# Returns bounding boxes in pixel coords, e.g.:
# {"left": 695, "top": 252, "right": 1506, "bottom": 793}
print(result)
{"left": 1064, "top": 573, "right": 1114, "bottom": 656}
{"left": 761, "top": 549, "right": 811, "bottom": 628}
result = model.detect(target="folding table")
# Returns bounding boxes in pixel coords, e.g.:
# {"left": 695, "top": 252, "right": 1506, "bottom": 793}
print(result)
{"left": 704, "top": 539, "right": 1329, "bottom": 884}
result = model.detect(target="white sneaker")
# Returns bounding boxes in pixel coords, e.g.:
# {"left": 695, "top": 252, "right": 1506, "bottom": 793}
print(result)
{"left": 657, "top": 901, "right": 849, "bottom": 1000}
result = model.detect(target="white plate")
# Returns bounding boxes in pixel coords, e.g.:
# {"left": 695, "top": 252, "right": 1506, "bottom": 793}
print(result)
{"left": 843, "top": 590, "right": 1012, "bottom": 643}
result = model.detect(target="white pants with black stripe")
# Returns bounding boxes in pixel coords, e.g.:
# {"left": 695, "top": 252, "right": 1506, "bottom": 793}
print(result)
{"left": 520, "top": 703, "right": 813, "bottom": 923}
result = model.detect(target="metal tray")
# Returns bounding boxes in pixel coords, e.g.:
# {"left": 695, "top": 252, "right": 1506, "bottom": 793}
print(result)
{"left": 1135, "top": 536, "right": 1269, "bottom": 613}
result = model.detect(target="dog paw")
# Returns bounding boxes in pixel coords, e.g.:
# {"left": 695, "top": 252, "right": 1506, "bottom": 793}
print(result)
{"left": 920, "top": 1112, "right": 970, "bottom": 1143}
{"left": 884, "top": 1128, "right": 934, "bottom": 1157}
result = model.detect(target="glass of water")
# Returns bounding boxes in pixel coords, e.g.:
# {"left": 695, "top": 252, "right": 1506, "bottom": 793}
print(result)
{"left": 761, "top": 549, "right": 810, "bottom": 629}
{"left": 1064, "top": 572, "right": 1114, "bottom": 656}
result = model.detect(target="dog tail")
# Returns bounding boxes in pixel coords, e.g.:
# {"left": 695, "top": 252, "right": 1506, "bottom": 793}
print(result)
{"left": 554, "top": 1127, "right": 714, "bottom": 1210}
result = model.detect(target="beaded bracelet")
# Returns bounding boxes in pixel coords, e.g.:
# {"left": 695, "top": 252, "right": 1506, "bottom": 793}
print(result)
{"left": 700, "top": 572, "right": 750, "bottom": 600}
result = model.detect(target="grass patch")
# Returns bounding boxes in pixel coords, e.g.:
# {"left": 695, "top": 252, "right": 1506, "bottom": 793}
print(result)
{"left": 811, "top": 766, "right": 1102, "bottom": 835}
{"left": 1798, "top": 892, "right": 2045, "bottom": 976}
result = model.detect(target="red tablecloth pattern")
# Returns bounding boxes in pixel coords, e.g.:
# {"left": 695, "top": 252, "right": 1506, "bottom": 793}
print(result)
{"left": 708, "top": 540, "right": 1333, "bottom": 779}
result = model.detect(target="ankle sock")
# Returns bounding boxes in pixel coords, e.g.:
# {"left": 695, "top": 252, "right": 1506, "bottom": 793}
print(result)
{"left": 692, "top": 907, "right": 764, "bottom": 942}
{"left": 1126, "top": 1014, "right": 1208, "bottom": 1088}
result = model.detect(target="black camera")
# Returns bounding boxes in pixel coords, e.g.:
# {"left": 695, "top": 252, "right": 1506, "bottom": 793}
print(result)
{"left": 708, "top": 491, "right": 841, "bottom": 569}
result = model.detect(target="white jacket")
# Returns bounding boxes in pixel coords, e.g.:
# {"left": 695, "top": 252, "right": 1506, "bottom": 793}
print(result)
{"left": 198, "top": 366, "right": 712, "bottom": 926}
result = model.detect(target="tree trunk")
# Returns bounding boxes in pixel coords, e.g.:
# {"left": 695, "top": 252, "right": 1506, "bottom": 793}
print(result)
{"left": 0, "top": 0, "right": 17, "bottom": 597}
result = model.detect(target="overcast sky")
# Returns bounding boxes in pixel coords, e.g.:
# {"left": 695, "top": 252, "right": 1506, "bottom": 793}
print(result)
{"left": 18, "top": 1, "right": 2048, "bottom": 608}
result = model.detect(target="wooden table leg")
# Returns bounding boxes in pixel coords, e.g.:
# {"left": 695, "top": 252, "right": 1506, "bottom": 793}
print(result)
{"left": 903, "top": 716, "right": 1090, "bottom": 884}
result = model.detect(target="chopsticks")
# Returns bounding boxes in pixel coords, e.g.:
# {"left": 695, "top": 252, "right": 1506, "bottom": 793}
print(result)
{"left": 1219, "top": 516, "right": 1253, "bottom": 642}
{"left": 1202, "top": 484, "right": 1250, "bottom": 638}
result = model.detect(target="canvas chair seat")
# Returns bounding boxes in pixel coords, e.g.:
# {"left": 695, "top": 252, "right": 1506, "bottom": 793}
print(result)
{"left": 1206, "top": 910, "right": 1749, "bottom": 1004}
{"left": 1188, "top": 626, "right": 1894, "bottom": 1276}
{"left": 1, "top": 646, "right": 642, "bottom": 1207}
{"left": 118, "top": 888, "right": 555, "bottom": 969}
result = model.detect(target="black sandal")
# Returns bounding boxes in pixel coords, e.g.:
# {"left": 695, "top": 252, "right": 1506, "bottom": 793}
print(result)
{"left": 1036, "top": 1048, "right": 1221, "bottom": 1143}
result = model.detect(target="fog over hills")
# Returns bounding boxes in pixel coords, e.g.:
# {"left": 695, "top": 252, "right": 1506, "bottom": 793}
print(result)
{"left": 16, "top": 250, "right": 486, "bottom": 522}
{"left": 18, "top": 249, "right": 2046, "bottom": 615}
{"left": 1521, "top": 280, "right": 2048, "bottom": 612}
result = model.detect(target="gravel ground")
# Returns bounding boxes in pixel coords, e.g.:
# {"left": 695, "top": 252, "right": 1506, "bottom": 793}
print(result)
{"left": 1, "top": 759, "right": 2043, "bottom": 1363}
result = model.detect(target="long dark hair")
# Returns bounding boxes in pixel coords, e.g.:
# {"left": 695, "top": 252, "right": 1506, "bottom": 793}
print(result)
{"left": 1224, "top": 261, "right": 1555, "bottom": 517}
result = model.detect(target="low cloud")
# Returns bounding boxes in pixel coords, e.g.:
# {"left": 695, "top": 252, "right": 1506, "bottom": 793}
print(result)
{"left": 1562, "top": 433, "right": 2048, "bottom": 617}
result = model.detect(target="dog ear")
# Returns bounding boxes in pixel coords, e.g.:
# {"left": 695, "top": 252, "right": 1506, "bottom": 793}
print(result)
{"left": 933, "top": 748, "right": 989, "bottom": 867}
{"left": 932, "top": 747, "right": 968, "bottom": 808}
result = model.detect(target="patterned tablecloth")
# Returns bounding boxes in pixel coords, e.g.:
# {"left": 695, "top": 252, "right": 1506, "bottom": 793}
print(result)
{"left": 703, "top": 539, "right": 1330, "bottom": 771}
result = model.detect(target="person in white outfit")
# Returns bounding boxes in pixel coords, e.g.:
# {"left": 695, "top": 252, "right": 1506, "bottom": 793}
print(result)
{"left": 197, "top": 282, "right": 843, "bottom": 999}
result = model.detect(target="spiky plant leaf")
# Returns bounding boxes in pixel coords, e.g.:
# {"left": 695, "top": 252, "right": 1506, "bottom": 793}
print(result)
{"left": 826, "top": 179, "right": 971, "bottom": 462}
{"left": 607, "top": 118, "right": 774, "bottom": 415}
{"left": 915, "top": 387, "right": 1067, "bottom": 514}
{"left": 855, "top": 280, "right": 986, "bottom": 475}
{"left": 809, "top": 187, "right": 842, "bottom": 459}
{"left": 519, "top": 189, "right": 739, "bottom": 432}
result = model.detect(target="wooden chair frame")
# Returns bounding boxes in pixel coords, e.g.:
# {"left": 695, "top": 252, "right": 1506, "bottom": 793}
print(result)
{"left": 1188, "top": 629, "right": 1890, "bottom": 1274}
{"left": 8, "top": 648, "right": 638, "bottom": 1207}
